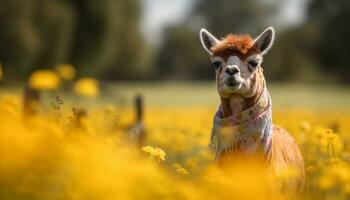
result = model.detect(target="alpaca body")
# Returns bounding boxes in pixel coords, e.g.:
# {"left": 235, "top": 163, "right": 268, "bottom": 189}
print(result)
{"left": 199, "top": 26, "right": 305, "bottom": 191}
{"left": 211, "top": 86, "right": 305, "bottom": 191}
{"left": 271, "top": 125, "right": 305, "bottom": 191}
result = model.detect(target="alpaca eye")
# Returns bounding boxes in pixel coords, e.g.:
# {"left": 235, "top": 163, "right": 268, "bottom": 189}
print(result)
{"left": 248, "top": 60, "right": 259, "bottom": 68}
{"left": 212, "top": 61, "right": 221, "bottom": 70}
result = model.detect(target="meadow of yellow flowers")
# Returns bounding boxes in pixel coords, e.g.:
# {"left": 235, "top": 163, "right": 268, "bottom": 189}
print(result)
{"left": 0, "top": 66, "right": 349, "bottom": 200}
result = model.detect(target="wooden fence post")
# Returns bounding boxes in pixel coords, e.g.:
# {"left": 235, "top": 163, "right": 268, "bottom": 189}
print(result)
{"left": 130, "top": 94, "right": 145, "bottom": 147}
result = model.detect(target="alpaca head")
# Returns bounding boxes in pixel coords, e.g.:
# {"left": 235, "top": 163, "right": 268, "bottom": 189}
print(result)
{"left": 199, "top": 27, "right": 275, "bottom": 98}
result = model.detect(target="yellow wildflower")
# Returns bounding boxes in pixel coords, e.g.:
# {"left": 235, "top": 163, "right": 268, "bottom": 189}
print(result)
{"left": 346, "top": 183, "right": 350, "bottom": 195}
{"left": 333, "top": 164, "right": 350, "bottom": 182}
{"left": 55, "top": 64, "right": 76, "bottom": 80}
{"left": 300, "top": 120, "right": 311, "bottom": 132}
{"left": 73, "top": 78, "right": 99, "bottom": 98}
{"left": 29, "top": 70, "right": 60, "bottom": 90}
{"left": 173, "top": 164, "right": 189, "bottom": 175}
{"left": 142, "top": 146, "right": 166, "bottom": 162}
{"left": 176, "top": 167, "right": 189, "bottom": 175}
{"left": 142, "top": 146, "right": 154, "bottom": 154}
{"left": 319, "top": 174, "right": 334, "bottom": 189}
{"left": 325, "top": 128, "right": 336, "bottom": 140}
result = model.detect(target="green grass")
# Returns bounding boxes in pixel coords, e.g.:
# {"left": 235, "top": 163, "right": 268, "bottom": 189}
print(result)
{"left": 1, "top": 82, "right": 350, "bottom": 109}
{"left": 103, "top": 82, "right": 350, "bottom": 109}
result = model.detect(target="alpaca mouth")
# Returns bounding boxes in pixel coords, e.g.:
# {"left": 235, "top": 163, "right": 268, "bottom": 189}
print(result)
{"left": 226, "top": 78, "right": 241, "bottom": 87}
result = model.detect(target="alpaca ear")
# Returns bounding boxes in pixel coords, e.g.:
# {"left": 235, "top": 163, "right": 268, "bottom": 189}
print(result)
{"left": 199, "top": 28, "right": 219, "bottom": 55}
{"left": 253, "top": 27, "right": 275, "bottom": 55}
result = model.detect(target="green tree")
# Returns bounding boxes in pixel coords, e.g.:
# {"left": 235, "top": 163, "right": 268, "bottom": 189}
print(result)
{"left": 307, "top": 0, "right": 350, "bottom": 83}
{"left": 70, "top": 0, "right": 149, "bottom": 79}
{"left": 0, "top": 0, "right": 76, "bottom": 79}
{"left": 0, "top": 0, "right": 147, "bottom": 81}
{"left": 155, "top": 0, "right": 279, "bottom": 80}
{"left": 263, "top": 26, "right": 320, "bottom": 82}
{"left": 156, "top": 26, "right": 210, "bottom": 79}
{"left": 193, "top": 0, "right": 279, "bottom": 35}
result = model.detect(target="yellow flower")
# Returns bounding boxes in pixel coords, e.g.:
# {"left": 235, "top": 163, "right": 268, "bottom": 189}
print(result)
{"left": 73, "top": 78, "right": 99, "bottom": 98}
{"left": 325, "top": 128, "right": 336, "bottom": 140}
{"left": 176, "top": 167, "right": 189, "bottom": 175}
{"left": 29, "top": 70, "right": 60, "bottom": 90}
{"left": 141, "top": 146, "right": 154, "bottom": 154}
{"left": 153, "top": 148, "right": 166, "bottom": 161}
{"left": 55, "top": 64, "right": 76, "bottom": 80}
{"left": 300, "top": 120, "right": 311, "bottom": 132}
{"left": 173, "top": 164, "right": 189, "bottom": 175}
{"left": 142, "top": 146, "right": 166, "bottom": 162}
{"left": 319, "top": 174, "right": 334, "bottom": 189}
{"left": 346, "top": 183, "right": 350, "bottom": 195}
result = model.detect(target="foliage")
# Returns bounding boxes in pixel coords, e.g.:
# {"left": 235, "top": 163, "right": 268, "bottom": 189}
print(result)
{"left": 0, "top": 0, "right": 147, "bottom": 80}
{"left": 155, "top": 0, "right": 279, "bottom": 80}
{"left": 156, "top": 0, "right": 350, "bottom": 84}
{"left": 306, "top": 0, "right": 350, "bottom": 83}
{"left": 55, "top": 64, "right": 76, "bottom": 81}
{"left": 0, "top": 0, "right": 349, "bottom": 83}
{"left": 156, "top": 26, "right": 212, "bottom": 80}
{"left": 192, "top": 0, "right": 279, "bottom": 35}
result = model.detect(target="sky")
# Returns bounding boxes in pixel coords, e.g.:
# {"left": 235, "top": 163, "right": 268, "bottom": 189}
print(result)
{"left": 141, "top": 0, "right": 306, "bottom": 45}
{"left": 277, "top": 0, "right": 306, "bottom": 27}
{"left": 141, "top": 0, "right": 193, "bottom": 45}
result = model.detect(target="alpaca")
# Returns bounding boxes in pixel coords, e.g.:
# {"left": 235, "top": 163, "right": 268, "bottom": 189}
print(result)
{"left": 199, "top": 27, "right": 305, "bottom": 191}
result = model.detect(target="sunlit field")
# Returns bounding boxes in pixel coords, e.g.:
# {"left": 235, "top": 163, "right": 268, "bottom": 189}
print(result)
{"left": 0, "top": 69, "right": 350, "bottom": 200}
{"left": 0, "top": 0, "right": 349, "bottom": 199}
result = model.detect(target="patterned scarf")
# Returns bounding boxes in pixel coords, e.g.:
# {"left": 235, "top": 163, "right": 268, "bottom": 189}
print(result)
{"left": 209, "top": 88, "right": 273, "bottom": 161}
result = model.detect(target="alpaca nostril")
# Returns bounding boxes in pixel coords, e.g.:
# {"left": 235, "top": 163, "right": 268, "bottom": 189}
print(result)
{"left": 225, "top": 67, "right": 239, "bottom": 75}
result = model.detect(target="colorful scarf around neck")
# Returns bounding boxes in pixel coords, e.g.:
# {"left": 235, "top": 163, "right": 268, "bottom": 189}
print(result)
{"left": 209, "top": 88, "right": 273, "bottom": 161}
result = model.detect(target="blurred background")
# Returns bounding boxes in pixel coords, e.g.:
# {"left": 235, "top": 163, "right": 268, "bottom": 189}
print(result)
{"left": 0, "top": 0, "right": 349, "bottom": 108}
{"left": 0, "top": 0, "right": 349, "bottom": 83}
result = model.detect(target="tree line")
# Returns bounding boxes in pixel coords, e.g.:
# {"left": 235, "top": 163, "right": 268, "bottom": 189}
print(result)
{"left": 0, "top": 0, "right": 349, "bottom": 83}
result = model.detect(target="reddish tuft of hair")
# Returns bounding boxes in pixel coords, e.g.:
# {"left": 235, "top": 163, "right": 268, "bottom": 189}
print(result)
{"left": 211, "top": 34, "right": 255, "bottom": 55}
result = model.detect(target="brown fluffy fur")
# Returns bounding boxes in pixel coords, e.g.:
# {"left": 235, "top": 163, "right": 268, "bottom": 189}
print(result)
{"left": 211, "top": 34, "right": 254, "bottom": 54}
{"left": 271, "top": 125, "right": 305, "bottom": 191}
{"left": 211, "top": 34, "right": 259, "bottom": 60}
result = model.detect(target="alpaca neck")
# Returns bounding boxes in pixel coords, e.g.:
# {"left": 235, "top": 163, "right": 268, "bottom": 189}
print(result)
{"left": 220, "top": 69, "right": 265, "bottom": 118}
{"left": 220, "top": 91, "right": 262, "bottom": 117}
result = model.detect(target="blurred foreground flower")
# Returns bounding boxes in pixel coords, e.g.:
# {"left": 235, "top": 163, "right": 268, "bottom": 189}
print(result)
{"left": 300, "top": 121, "right": 311, "bottom": 132}
{"left": 55, "top": 64, "right": 76, "bottom": 80}
{"left": 29, "top": 70, "right": 60, "bottom": 90}
{"left": 74, "top": 78, "right": 99, "bottom": 98}
{"left": 173, "top": 164, "right": 189, "bottom": 175}
{"left": 142, "top": 146, "right": 166, "bottom": 162}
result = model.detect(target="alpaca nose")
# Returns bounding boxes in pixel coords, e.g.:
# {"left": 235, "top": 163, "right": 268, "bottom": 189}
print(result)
{"left": 225, "top": 66, "right": 239, "bottom": 75}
